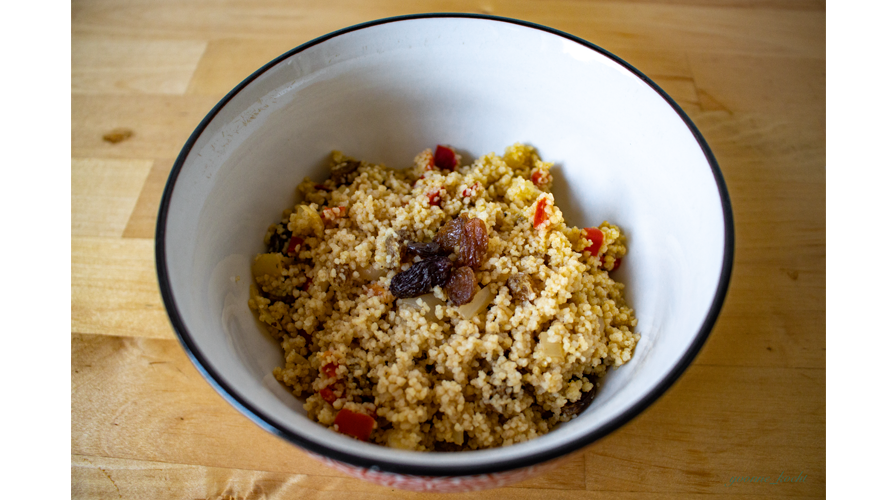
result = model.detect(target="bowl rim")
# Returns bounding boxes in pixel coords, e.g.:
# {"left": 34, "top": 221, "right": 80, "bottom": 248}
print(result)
{"left": 155, "top": 12, "right": 735, "bottom": 477}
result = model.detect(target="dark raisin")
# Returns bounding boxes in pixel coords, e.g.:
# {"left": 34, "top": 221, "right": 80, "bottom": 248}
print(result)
{"left": 446, "top": 266, "right": 477, "bottom": 305}
{"left": 459, "top": 217, "right": 489, "bottom": 269}
{"left": 331, "top": 158, "right": 360, "bottom": 186}
{"left": 389, "top": 256, "right": 452, "bottom": 298}
{"left": 406, "top": 241, "right": 443, "bottom": 257}
{"left": 560, "top": 375, "right": 599, "bottom": 419}
{"left": 507, "top": 273, "right": 536, "bottom": 302}
{"left": 433, "top": 440, "right": 464, "bottom": 452}
{"left": 266, "top": 222, "right": 291, "bottom": 254}
{"left": 434, "top": 214, "right": 468, "bottom": 253}
{"left": 428, "top": 257, "right": 453, "bottom": 287}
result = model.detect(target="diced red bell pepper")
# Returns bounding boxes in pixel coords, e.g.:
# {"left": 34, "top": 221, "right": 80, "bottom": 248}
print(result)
{"left": 322, "top": 363, "right": 338, "bottom": 379}
{"left": 461, "top": 182, "right": 480, "bottom": 198}
{"left": 427, "top": 190, "right": 442, "bottom": 206}
{"left": 320, "top": 386, "right": 337, "bottom": 404}
{"left": 322, "top": 206, "right": 348, "bottom": 222}
{"left": 287, "top": 236, "right": 304, "bottom": 255}
{"left": 600, "top": 256, "right": 622, "bottom": 271}
{"left": 302, "top": 277, "right": 312, "bottom": 291}
{"left": 434, "top": 145, "right": 457, "bottom": 171}
{"left": 534, "top": 198, "right": 548, "bottom": 229}
{"left": 583, "top": 227, "right": 603, "bottom": 255}
{"left": 334, "top": 408, "right": 376, "bottom": 442}
{"left": 314, "top": 184, "right": 331, "bottom": 191}
{"left": 531, "top": 170, "right": 547, "bottom": 188}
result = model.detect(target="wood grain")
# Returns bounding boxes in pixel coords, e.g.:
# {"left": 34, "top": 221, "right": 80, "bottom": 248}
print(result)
{"left": 72, "top": 37, "right": 207, "bottom": 95}
{"left": 71, "top": 0, "right": 825, "bottom": 497}
{"left": 71, "top": 333, "right": 586, "bottom": 489}
{"left": 71, "top": 94, "right": 220, "bottom": 161}
{"left": 73, "top": 158, "right": 154, "bottom": 238}
{"left": 122, "top": 158, "right": 176, "bottom": 239}
{"left": 72, "top": 238, "right": 173, "bottom": 339}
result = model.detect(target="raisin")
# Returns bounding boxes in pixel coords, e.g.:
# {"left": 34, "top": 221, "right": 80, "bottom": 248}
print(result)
{"left": 331, "top": 159, "right": 360, "bottom": 186}
{"left": 561, "top": 375, "right": 599, "bottom": 419}
{"left": 433, "top": 441, "right": 465, "bottom": 452}
{"left": 446, "top": 266, "right": 477, "bottom": 305}
{"left": 406, "top": 241, "right": 443, "bottom": 257}
{"left": 507, "top": 273, "right": 536, "bottom": 302}
{"left": 434, "top": 214, "right": 468, "bottom": 253}
{"left": 266, "top": 222, "right": 291, "bottom": 254}
{"left": 459, "top": 217, "right": 489, "bottom": 269}
{"left": 389, "top": 256, "right": 452, "bottom": 298}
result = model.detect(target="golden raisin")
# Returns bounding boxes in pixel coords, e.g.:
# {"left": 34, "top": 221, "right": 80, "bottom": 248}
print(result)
{"left": 434, "top": 214, "right": 468, "bottom": 253}
{"left": 459, "top": 217, "right": 489, "bottom": 269}
{"left": 446, "top": 266, "right": 477, "bottom": 305}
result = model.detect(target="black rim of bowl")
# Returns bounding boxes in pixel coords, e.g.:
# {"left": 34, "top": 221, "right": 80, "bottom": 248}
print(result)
{"left": 155, "top": 12, "right": 735, "bottom": 477}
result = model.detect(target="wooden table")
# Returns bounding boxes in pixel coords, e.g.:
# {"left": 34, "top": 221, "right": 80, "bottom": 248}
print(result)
{"left": 72, "top": 1, "right": 825, "bottom": 498}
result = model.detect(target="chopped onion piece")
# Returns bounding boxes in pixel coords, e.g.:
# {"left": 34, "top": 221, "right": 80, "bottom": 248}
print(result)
{"left": 457, "top": 286, "right": 494, "bottom": 320}
{"left": 397, "top": 293, "right": 442, "bottom": 321}
{"left": 543, "top": 340, "right": 564, "bottom": 358}
{"left": 358, "top": 265, "right": 386, "bottom": 281}
{"left": 251, "top": 253, "right": 286, "bottom": 279}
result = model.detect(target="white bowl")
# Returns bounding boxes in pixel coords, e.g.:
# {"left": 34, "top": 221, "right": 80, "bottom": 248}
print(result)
{"left": 156, "top": 13, "right": 733, "bottom": 492}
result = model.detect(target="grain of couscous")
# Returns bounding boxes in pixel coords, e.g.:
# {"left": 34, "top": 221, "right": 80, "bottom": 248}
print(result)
{"left": 248, "top": 144, "right": 639, "bottom": 450}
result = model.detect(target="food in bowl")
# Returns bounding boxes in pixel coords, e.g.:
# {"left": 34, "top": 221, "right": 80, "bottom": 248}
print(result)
{"left": 248, "top": 143, "right": 639, "bottom": 450}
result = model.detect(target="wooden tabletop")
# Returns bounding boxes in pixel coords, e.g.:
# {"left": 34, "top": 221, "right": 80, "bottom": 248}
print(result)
{"left": 71, "top": 1, "right": 825, "bottom": 498}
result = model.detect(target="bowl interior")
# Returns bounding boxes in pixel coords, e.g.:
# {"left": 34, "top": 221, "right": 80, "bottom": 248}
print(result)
{"left": 159, "top": 16, "right": 729, "bottom": 474}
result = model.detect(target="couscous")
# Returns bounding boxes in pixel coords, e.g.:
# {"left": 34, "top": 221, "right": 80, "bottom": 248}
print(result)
{"left": 248, "top": 144, "right": 639, "bottom": 450}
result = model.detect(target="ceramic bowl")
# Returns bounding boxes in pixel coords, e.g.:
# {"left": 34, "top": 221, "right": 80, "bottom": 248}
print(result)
{"left": 156, "top": 13, "right": 734, "bottom": 492}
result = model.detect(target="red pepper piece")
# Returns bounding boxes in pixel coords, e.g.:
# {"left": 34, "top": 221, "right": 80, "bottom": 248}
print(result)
{"left": 334, "top": 408, "right": 376, "bottom": 441}
{"left": 531, "top": 170, "right": 544, "bottom": 187}
{"left": 287, "top": 236, "right": 304, "bottom": 255}
{"left": 434, "top": 145, "right": 457, "bottom": 171}
{"left": 302, "top": 277, "right": 312, "bottom": 291}
{"left": 461, "top": 182, "right": 480, "bottom": 198}
{"left": 322, "top": 206, "right": 348, "bottom": 223}
{"left": 534, "top": 198, "right": 548, "bottom": 228}
{"left": 322, "top": 363, "right": 338, "bottom": 379}
{"left": 314, "top": 184, "right": 331, "bottom": 191}
{"left": 320, "top": 386, "right": 337, "bottom": 404}
{"left": 427, "top": 190, "right": 442, "bottom": 206}
{"left": 600, "top": 256, "right": 622, "bottom": 271}
{"left": 583, "top": 227, "right": 603, "bottom": 255}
